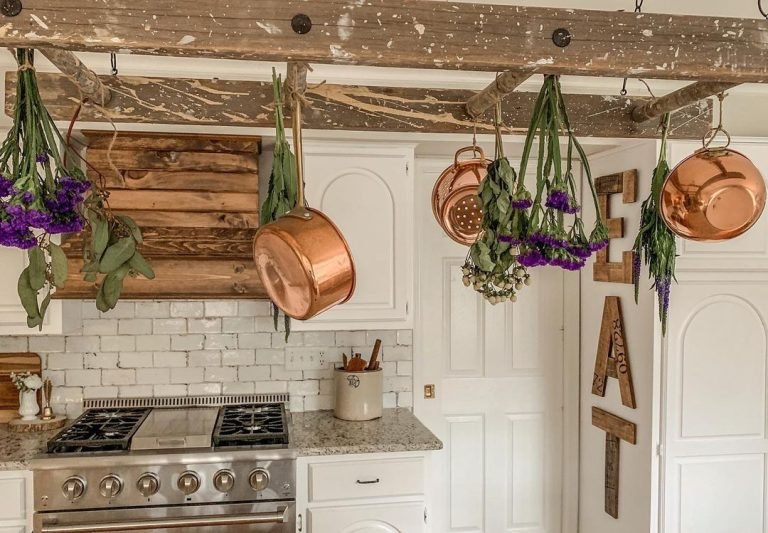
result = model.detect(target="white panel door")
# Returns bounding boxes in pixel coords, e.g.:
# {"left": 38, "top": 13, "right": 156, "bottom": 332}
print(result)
{"left": 414, "top": 158, "right": 567, "bottom": 533}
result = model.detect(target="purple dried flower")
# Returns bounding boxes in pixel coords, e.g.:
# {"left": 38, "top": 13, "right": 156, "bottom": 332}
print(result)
{"left": 518, "top": 250, "right": 547, "bottom": 268}
{"left": 498, "top": 234, "right": 522, "bottom": 246}
{"left": 588, "top": 239, "right": 609, "bottom": 252}
{"left": 35, "top": 153, "right": 49, "bottom": 164}
{"left": 0, "top": 176, "right": 12, "bottom": 198}
{"left": 20, "top": 191, "right": 34, "bottom": 204}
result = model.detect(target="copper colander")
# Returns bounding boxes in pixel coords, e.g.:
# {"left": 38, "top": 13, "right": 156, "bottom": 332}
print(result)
{"left": 432, "top": 146, "right": 489, "bottom": 245}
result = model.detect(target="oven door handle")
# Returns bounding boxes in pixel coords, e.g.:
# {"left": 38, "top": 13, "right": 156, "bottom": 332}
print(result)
{"left": 40, "top": 509, "right": 289, "bottom": 532}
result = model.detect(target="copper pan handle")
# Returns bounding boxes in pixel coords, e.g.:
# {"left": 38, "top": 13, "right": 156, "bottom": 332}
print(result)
{"left": 454, "top": 145, "right": 485, "bottom": 166}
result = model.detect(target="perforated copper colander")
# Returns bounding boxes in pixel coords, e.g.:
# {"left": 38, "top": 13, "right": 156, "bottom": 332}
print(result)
{"left": 432, "top": 146, "right": 489, "bottom": 245}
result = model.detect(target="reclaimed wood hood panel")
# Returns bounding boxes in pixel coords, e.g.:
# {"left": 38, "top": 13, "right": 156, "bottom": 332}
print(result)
{"left": 56, "top": 131, "right": 266, "bottom": 300}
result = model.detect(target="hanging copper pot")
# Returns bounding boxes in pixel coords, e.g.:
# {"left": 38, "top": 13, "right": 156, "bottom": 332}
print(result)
{"left": 432, "top": 146, "right": 489, "bottom": 245}
{"left": 661, "top": 146, "right": 766, "bottom": 242}
{"left": 252, "top": 100, "right": 356, "bottom": 320}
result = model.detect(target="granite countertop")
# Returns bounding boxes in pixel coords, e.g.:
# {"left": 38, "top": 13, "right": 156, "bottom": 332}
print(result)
{"left": 0, "top": 408, "right": 442, "bottom": 471}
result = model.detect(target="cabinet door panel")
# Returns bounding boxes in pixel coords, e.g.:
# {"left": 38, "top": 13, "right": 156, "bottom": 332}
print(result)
{"left": 0, "top": 476, "right": 26, "bottom": 520}
{"left": 309, "top": 502, "right": 424, "bottom": 533}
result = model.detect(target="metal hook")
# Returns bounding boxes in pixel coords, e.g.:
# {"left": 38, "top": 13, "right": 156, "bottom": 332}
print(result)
{"left": 110, "top": 53, "right": 118, "bottom": 76}
{"left": 702, "top": 93, "right": 731, "bottom": 150}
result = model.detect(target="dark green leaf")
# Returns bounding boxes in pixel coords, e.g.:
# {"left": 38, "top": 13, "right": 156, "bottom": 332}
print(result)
{"left": 92, "top": 216, "right": 109, "bottom": 257}
{"left": 49, "top": 243, "right": 69, "bottom": 288}
{"left": 83, "top": 271, "right": 98, "bottom": 283}
{"left": 116, "top": 215, "right": 144, "bottom": 244}
{"left": 38, "top": 291, "right": 52, "bottom": 330}
{"left": 99, "top": 238, "right": 136, "bottom": 273}
{"left": 80, "top": 261, "right": 99, "bottom": 273}
{"left": 27, "top": 246, "right": 46, "bottom": 290}
{"left": 129, "top": 251, "right": 155, "bottom": 280}
{"left": 17, "top": 268, "right": 40, "bottom": 321}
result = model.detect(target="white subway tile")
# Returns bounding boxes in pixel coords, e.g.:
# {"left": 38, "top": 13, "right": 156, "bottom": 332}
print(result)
{"left": 84, "top": 353, "right": 118, "bottom": 369}
{"left": 397, "top": 391, "right": 413, "bottom": 408}
{"left": 275, "top": 367, "right": 307, "bottom": 382}
{"left": 102, "top": 369, "right": 136, "bottom": 385}
{"left": 80, "top": 300, "right": 100, "bottom": 319}
{"left": 118, "top": 385, "right": 153, "bottom": 397}
{"left": 171, "top": 367, "right": 204, "bottom": 384}
{"left": 83, "top": 386, "right": 118, "bottom": 399}
{"left": 135, "top": 301, "right": 170, "bottom": 318}
{"left": 238, "top": 333, "right": 272, "bottom": 349}
{"left": 51, "top": 386, "right": 83, "bottom": 405}
{"left": 382, "top": 361, "right": 397, "bottom": 377}
{"left": 271, "top": 332, "right": 304, "bottom": 348}
{"left": 302, "top": 331, "right": 335, "bottom": 346}
{"left": 222, "top": 349, "right": 255, "bottom": 366}
{"left": 43, "top": 370, "right": 65, "bottom": 386}
{"left": 289, "top": 380, "right": 320, "bottom": 396}
{"left": 101, "top": 335, "right": 136, "bottom": 352}
{"left": 254, "top": 381, "right": 289, "bottom": 394}
{"left": 154, "top": 384, "right": 188, "bottom": 397}
{"left": 189, "top": 382, "right": 221, "bottom": 395}
{"left": 136, "top": 368, "right": 170, "bottom": 385}
{"left": 0, "top": 337, "right": 28, "bottom": 351}
{"left": 118, "top": 319, "right": 152, "bottom": 335}
{"left": 65, "top": 403, "right": 84, "bottom": 418}
{"left": 319, "top": 379, "right": 334, "bottom": 396}
{"left": 303, "top": 369, "right": 335, "bottom": 380}
{"left": 205, "top": 334, "right": 238, "bottom": 350}
{"left": 204, "top": 301, "right": 238, "bottom": 317}
{"left": 289, "top": 396, "right": 304, "bottom": 412}
{"left": 118, "top": 352, "right": 154, "bottom": 368}
{"left": 188, "top": 318, "right": 222, "bottom": 334}
{"left": 82, "top": 319, "right": 118, "bottom": 336}
{"left": 304, "top": 394, "right": 333, "bottom": 411}
{"left": 188, "top": 350, "right": 221, "bottom": 367}
{"left": 136, "top": 335, "right": 171, "bottom": 352}
{"left": 366, "top": 330, "right": 396, "bottom": 346}
{"left": 397, "top": 361, "right": 413, "bottom": 376}
{"left": 383, "top": 392, "right": 397, "bottom": 408}
{"left": 382, "top": 345, "right": 412, "bottom": 361}
{"left": 170, "top": 302, "right": 204, "bottom": 318}
{"left": 335, "top": 331, "right": 366, "bottom": 347}
{"left": 384, "top": 376, "right": 412, "bottom": 393}
{"left": 171, "top": 335, "right": 204, "bottom": 351}
{"left": 222, "top": 317, "right": 255, "bottom": 333}
{"left": 101, "top": 302, "right": 135, "bottom": 319}
{"left": 47, "top": 353, "right": 84, "bottom": 370}
{"left": 237, "top": 301, "right": 271, "bottom": 316}
{"left": 255, "top": 349, "right": 285, "bottom": 365}
{"left": 153, "top": 318, "right": 187, "bottom": 334}
{"left": 223, "top": 382, "right": 255, "bottom": 395}
{"left": 153, "top": 351, "right": 187, "bottom": 368}
{"left": 29, "top": 336, "right": 66, "bottom": 352}
{"left": 238, "top": 365, "right": 271, "bottom": 381}
{"left": 66, "top": 336, "right": 100, "bottom": 352}
{"left": 396, "top": 330, "right": 413, "bottom": 345}
{"left": 205, "top": 367, "right": 236, "bottom": 383}
{"left": 65, "top": 369, "right": 101, "bottom": 387}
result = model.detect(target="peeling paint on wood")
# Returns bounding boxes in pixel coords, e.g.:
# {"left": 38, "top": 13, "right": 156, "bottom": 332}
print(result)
{"left": 8, "top": 72, "right": 713, "bottom": 139}
{"left": 0, "top": 1, "right": 765, "bottom": 82}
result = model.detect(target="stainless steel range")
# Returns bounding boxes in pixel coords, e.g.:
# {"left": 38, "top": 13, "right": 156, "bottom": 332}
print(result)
{"left": 32, "top": 395, "right": 295, "bottom": 533}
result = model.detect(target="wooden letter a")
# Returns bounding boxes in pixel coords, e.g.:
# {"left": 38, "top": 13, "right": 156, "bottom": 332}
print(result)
{"left": 592, "top": 296, "right": 636, "bottom": 409}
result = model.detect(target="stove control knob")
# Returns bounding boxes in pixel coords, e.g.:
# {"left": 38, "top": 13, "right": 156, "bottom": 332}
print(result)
{"left": 177, "top": 471, "right": 200, "bottom": 495}
{"left": 213, "top": 470, "right": 236, "bottom": 493}
{"left": 62, "top": 476, "right": 86, "bottom": 502}
{"left": 98, "top": 474, "right": 123, "bottom": 499}
{"left": 136, "top": 473, "right": 160, "bottom": 497}
{"left": 249, "top": 468, "right": 270, "bottom": 492}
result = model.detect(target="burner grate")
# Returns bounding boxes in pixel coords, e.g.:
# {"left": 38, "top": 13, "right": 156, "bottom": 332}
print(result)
{"left": 213, "top": 403, "right": 289, "bottom": 448}
{"left": 47, "top": 407, "right": 151, "bottom": 454}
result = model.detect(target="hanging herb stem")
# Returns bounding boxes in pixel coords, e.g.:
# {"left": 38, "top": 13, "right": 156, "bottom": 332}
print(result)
{"left": 632, "top": 113, "right": 676, "bottom": 335}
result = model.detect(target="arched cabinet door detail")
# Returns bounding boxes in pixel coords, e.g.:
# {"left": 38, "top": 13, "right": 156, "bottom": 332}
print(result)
{"left": 293, "top": 141, "right": 415, "bottom": 331}
{"left": 308, "top": 502, "right": 424, "bottom": 533}
{"left": 341, "top": 520, "right": 403, "bottom": 533}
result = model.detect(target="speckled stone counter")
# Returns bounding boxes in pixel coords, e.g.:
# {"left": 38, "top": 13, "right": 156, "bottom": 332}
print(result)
{"left": 289, "top": 408, "right": 442, "bottom": 456}
{"left": 0, "top": 424, "right": 58, "bottom": 470}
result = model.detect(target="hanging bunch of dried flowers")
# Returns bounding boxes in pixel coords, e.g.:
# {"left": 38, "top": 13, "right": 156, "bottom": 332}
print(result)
{"left": 0, "top": 49, "right": 153, "bottom": 328}
{"left": 632, "top": 113, "right": 676, "bottom": 335}
{"left": 506, "top": 75, "right": 609, "bottom": 271}
{"left": 462, "top": 105, "right": 531, "bottom": 304}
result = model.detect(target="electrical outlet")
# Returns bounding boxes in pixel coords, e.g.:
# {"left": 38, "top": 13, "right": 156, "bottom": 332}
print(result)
{"left": 285, "top": 349, "right": 328, "bottom": 371}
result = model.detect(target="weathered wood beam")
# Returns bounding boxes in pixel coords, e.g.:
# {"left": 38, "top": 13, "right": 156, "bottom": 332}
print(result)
{"left": 631, "top": 81, "right": 740, "bottom": 122}
{"left": 7, "top": 72, "right": 713, "bottom": 140}
{"left": 466, "top": 71, "right": 532, "bottom": 119}
{"left": 0, "top": 2, "right": 766, "bottom": 82}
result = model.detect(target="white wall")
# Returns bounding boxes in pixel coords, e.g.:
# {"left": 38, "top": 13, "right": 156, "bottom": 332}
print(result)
{"left": 580, "top": 141, "right": 659, "bottom": 533}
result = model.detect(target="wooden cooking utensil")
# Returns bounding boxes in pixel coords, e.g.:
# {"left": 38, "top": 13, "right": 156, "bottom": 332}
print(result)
{"left": 367, "top": 339, "right": 382, "bottom": 370}
{"left": 346, "top": 355, "right": 368, "bottom": 372}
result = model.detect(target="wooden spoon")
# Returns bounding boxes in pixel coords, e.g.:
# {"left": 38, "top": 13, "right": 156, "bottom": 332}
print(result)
{"left": 367, "top": 339, "right": 382, "bottom": 370}
{"left": 346, "top": 356, "right": 368, "bottom": 372}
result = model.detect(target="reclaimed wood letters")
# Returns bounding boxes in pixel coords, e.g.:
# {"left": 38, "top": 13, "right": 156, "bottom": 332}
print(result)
{"left": 592, "top": 170, "right": 638, "bottom": 284}
{"left": 592, "top": 296, "right": 636, "bottom": 409}
{"left": 592, "top": 407, "right": 637, "bottom": 519}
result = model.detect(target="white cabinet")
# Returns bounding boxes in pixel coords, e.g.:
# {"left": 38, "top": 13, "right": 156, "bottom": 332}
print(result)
{"left": 0, "top": 246, "right": 80, "bottom": 335}
{"left": 293, "top": 141, "right": 415, "bottom": 331}
{"left": 296, "top": 452, "right": 431, "bottom": 533}
{"left": 0, "top": 471, "right": 32, "bottom": 533}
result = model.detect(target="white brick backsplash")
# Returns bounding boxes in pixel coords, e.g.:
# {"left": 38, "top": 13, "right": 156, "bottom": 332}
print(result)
{"left": 171, "top": 334, "right": 204, "bottom": 351}
{"left": 205, "top": 301, "right": 238, "bottom": 317}
{"left": 222, "top": 317, "right": 255, "bottom": 333}
{"left": 81, "top": 301, "right": 100, "bottom": 319}
{"left": 119, "top": 319, "right": 152, "bottom": 335}
{"left": 136, "top": 335, "right": 171, "bottom": 352}
{"left": 222, "top": 349, "right": 255, "bottom": 366}
{"left": 102, "top": 369, "right": 136, "bottom": 385}
{"left": 153, "top": 318, "right": 187, "bottom": 334}
{"left": 188, "top": 350, "right": 221, "bottom": 367}
{"left": 15, "top": 299, "right": 412, "bottom": 414}
{"left": 101, "top": 335, "right": 136, "bottom": 352}
{"left": 29, "top": 336, "right": 65, "bottom": 352}
{"left": 238, "top": 333, "right": 271, "bottom": 349}
{"left": 135, "top": 301, "right": 170, "bottom": 318}
{"left": 83, "top": 319, "right": 118, "bottom": 335}
{"left": 188, "top": 318, "right": 221, "bottom": 334}
{"left": 118, "top": 352, "right": 154, "bottom": 368}
{"left": 171, "top": 302, "right": 204, "bottom": 318}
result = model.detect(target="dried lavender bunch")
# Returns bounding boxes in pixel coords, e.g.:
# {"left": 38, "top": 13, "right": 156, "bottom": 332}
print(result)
{"left": 632, "top": 113, "right": 676, "bottom": 335}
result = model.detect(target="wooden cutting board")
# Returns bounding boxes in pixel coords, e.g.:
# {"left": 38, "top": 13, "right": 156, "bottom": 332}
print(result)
{"left": 0, "top": 353, "right": 41, "bottom": 423}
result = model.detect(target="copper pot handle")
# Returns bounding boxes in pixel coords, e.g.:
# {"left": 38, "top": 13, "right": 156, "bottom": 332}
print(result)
{"left": 454, "top": 145, "right": 485, "bottom": 166}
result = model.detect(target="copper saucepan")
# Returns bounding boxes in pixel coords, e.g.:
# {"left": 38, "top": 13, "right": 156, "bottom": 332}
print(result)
{"left": 252, "top": 98, "right": 356, "bottom": 320}
{"left": 661, "top": 146, "right": 766, "bottom": 241}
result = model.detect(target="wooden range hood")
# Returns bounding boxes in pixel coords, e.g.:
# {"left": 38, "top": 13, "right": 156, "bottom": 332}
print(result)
{"left": 56, "top": 131, "right": 267, "bottom": 300}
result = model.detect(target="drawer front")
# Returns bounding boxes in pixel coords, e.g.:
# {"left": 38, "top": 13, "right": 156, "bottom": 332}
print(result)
{"left": 0, "top": 477, "right": 26, "bottom": 521}
{"left": 309, "top": 457, "right": 424, "bottom": 502}
{"left": 309, "top": 502, "right": 424, "bottom": 533}
{"left": 0, "top": 527, "right": 25, "bottom": 533}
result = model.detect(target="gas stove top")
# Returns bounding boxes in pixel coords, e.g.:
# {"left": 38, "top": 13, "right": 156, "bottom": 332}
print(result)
{"left": 47, "top": 407, "right": 150, "bottom": 454}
